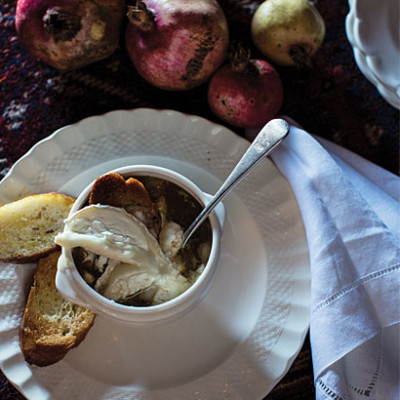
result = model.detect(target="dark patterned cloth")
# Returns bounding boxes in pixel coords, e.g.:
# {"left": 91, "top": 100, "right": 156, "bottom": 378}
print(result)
{"left": 0, "top": 0, "right": 398, "bottom": 399}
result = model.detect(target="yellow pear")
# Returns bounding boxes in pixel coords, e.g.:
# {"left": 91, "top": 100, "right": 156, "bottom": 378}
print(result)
{"left": 251, "top": 0, "right": 326, "bottom": 67}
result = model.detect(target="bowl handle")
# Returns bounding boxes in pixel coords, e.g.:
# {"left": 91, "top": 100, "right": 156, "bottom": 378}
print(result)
{"left": 55, "top": 252, "right": 92, "bottom": 309}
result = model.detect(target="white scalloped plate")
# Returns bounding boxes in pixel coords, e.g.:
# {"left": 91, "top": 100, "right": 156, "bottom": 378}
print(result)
{"left": 345, "top": 0, "right": 400, "bottom": 109}
{"left": 0, "top": 109, "right": 310, "bottom": 400}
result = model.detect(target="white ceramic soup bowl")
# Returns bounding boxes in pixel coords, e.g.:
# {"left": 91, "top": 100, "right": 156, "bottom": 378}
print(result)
{"left": 55, "top": 165, "right": 225, "bottom": 325}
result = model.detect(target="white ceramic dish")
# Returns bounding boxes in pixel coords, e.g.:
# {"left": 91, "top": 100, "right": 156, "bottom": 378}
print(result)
{"left": 56, "top": 164, "right": 226, "bottom": 325}
{"left": 345, "top": 0, "right": 400, "bottom": 109}
{"left": 0, "top": 108, "right": 310, "bottom": 400}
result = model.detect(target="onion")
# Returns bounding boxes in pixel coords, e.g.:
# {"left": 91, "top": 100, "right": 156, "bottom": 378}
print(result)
{"left": 15, "top": 0, "right": 125, "bottom": 70}
{"left": 125, "top": 0, "right": 229, "bottom": 91}
{"left": 207, "top": 46, "right": 284, "bottom": 129}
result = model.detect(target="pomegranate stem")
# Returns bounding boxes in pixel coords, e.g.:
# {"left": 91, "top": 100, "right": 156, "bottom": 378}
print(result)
{"left": 127, "top": 1, "right": 155, "bottom": 32}
{"left": 43, "top": 9, "right": 81, "bottom": 43}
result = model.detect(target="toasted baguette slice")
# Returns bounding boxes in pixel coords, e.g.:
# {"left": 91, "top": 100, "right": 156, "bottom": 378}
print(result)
{"left": 0, "top": 193, "right": 75, "bottom": 263}
{"left": 20, "top": 251, "right": 96, "bottom": 367}
{"left": 89, "top": 172, "right": 161, "bottom": 236}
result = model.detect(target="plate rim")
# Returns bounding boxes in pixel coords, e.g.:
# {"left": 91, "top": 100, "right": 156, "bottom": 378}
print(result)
{"left": 0, "top": 108, "right": 311, "bottom": 400}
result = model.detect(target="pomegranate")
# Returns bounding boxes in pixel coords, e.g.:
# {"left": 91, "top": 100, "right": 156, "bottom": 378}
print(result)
{"left": 15, "top": 0, "right": 125, "bottom": 70}
{"left": 207, "top": 46, "right": 284, "bottom": 129}
{"left": 125, "top": 0, "right": 229, "bottom": 91}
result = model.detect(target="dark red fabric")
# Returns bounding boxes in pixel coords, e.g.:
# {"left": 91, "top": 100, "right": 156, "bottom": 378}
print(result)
{"left": 0, "top": 0, "right": 398, "bottom": 398}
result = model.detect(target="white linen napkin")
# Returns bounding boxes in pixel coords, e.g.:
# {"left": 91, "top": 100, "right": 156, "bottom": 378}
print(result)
{"left": 253, "top": 119, "right": 400, "bottom": 400}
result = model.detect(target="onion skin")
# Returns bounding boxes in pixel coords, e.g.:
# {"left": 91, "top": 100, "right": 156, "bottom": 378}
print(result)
{"left": 15, "top": 0, "right": 125, "bottom": 70}
{"left": 207, "top": 55, "right": 283, "bottom": 129}
{"left": 251, "top": 0, "right": 325, "bottom": 67}
{"left": 125, "top": 0, "right": 229, "bottom": 91}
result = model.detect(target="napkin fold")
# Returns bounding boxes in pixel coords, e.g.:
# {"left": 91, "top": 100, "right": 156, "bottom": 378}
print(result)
{"left": 264, "top": 119, "right": 400, "bottom": 400}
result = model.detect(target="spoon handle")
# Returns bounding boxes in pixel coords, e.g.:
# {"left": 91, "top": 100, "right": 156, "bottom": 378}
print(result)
{"left": 182, "top": 118, "right": 290, "bottom": 247}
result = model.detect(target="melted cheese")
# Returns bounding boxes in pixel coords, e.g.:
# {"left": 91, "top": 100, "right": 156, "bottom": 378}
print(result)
{"left": 55, "top": 204, "right": 190, "bottom": 304}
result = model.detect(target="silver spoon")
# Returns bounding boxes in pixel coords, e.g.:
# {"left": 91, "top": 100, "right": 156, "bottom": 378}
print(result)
{"left": 182, "top": 118, "right": 290, "bottom": 247}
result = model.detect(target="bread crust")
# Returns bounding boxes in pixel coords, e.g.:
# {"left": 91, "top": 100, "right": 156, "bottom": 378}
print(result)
{"left": 0, "top": 192, "right": 75, "bottom": 263}
{"left": 19, "top": 251, "right": 96, "bottom": 367}
{"left": 89, "top": 173, "right": 161, "bottom": 236}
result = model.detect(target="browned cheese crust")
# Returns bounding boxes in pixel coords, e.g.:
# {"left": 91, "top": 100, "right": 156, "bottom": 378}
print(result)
{"left": 88, "top": 172, "right": 161, "bottom": 236}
